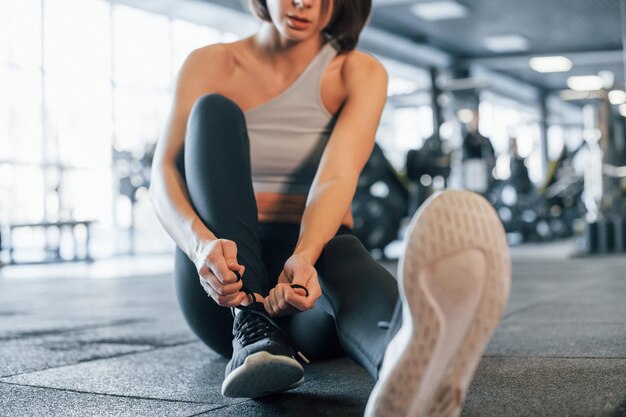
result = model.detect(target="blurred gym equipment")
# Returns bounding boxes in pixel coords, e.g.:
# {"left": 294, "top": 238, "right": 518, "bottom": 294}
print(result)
{"left": 352, "top": 143, "right": 409, "bottom": 256}
{"left": 3, "top": 220, "right": 93, "bottom": 266}
{"left": 487, "top": 142, "right": 586, "bottom": 244}
{"left": 113, "top": 143, "right": 155, "bottom": 255}
{"left": 405, "top": 67, "right": 452, "bottom": 215}
{"left": 1, "top": 163, "right": 96, "bottom": 266}
{"left": 578, "top": 97, "right": 626, "bottom": 254}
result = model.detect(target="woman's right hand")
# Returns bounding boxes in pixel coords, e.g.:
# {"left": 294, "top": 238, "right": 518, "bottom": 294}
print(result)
{"left": 193, "top": 238, "right": 248, "bottom": 308}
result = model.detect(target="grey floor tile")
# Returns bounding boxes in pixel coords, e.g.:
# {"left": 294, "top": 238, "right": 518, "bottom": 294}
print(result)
{"left": 0, "top": 338, "right": 153, "bottom": 377}
{"left": 0, "top": 382, "right": 214, "bottom": 417}
{"left": 463, "top": 357, "right": 626, "bottom": 417}
{"left": 0, "top": 315, "right": 196, "bottom": 377}
{"left": 2, "top": 342, "right": 241, "bottom": 405}
{"left": 0, "top": 314, "right": 137, "bottom": 340}
{"left": 0, "top": 275, "right": 189, "bottom": 342}
{"left": 485, "top": 321, "right": 626, "bottom": 357}
{"left": 502, "top": 301, "right": 626, "bottom": 325}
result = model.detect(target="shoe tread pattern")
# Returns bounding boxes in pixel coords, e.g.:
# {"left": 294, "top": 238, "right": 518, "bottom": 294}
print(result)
{"left": 366, "top": 190, "right": 511, "bottom": 417}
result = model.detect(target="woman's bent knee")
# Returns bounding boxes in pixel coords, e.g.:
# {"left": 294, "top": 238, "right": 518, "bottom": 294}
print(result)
{"left": 323, "top": 234, "right": 367, "bottom": 258}
{"left": 317, "top": 234, "right": 368, "bottom": 285}
{"left": 186, "top": 93, "right": 248, "bottom": 152}
{"left": 189, "top": 93, "right": 245, "bottom": 125}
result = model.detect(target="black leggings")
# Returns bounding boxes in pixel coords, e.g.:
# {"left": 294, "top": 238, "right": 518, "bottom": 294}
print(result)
{"left": 173, "top": 93, "right": 399, "bottom": 380}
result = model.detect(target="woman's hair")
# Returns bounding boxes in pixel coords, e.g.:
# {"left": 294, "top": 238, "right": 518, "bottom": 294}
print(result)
{"left": 248, "top": 0, "right": 372, "bottom": 53}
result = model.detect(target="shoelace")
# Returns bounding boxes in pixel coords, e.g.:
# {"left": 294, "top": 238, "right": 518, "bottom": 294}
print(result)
{"left": 231, "top": 270, "right": 310, "bottom": 364}
{"left": 232, "top": 271, "right": 310, "bottom": 301}
{"left": 232, "top": 305, "right": 275, "bottom": 346}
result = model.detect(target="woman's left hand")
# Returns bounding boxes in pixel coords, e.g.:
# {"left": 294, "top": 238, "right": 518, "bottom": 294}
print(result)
{"left": 264, "top": 254, "right": 322, "bottom": 317}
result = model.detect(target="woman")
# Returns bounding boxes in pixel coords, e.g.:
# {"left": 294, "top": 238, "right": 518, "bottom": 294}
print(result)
{"left": 149, "top": 0, "right": 511, "bottom": 415}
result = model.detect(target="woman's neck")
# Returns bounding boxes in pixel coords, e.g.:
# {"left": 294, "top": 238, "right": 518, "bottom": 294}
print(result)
{"left": 250, "top": 23, "right": 326, "bottom": 69}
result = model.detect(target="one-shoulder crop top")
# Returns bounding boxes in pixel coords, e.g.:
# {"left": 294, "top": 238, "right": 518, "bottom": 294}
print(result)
{"left": 243, "top": 40, "right": 339, "bottom": 195}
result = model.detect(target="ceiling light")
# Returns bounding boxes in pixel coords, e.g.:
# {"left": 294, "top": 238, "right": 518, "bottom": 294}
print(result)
{"left": 566, "top": 75, "right": 604, "bottom": 92}
{"left": 483, "top": 35, "right": 530, "bottom": 53}
{"left": 529, "top": 56, "right": 572, "bottom": 73}
{"left": 410, "top": 1, "right": 468, "bottom": 21}
{"left": 598, "top": 70, "right": 614, "bottom": 89}
{"left": 609, "top": 90, "right": 626, "bottom": 105}
{"left": 619, "top": 104, "right": 626, "bottom": 117}
{"left": 457, "top": 108, "right": 474, "bottom": 124}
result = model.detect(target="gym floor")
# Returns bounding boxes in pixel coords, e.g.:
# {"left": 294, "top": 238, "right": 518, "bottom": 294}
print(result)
{"left": 1, "top": 242, "right": 625, "bottom": 417}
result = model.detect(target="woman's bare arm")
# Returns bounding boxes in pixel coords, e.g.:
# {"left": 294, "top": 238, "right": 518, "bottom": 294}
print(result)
{"left": 264, "top": 52, "right": 388, "bottom": 315}
{"left": 149, "top": 45, "right": 251, "bottom": 307}
{"left": 148, "top": 46, "right": 230, "bottom": 262}
{"left": 293, "top": 52, "right": 389, "bottom": 265}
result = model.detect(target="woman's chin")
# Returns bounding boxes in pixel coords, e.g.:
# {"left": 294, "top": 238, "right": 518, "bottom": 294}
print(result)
{"left": 280, "top": 30, "right": 313, "bottom": 42}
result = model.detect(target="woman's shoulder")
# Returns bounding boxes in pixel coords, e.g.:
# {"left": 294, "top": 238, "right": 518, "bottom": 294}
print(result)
{"left": 338, "top": 48, "right": 388, "bottom": 94}
{"left": 339, "top": 48, "right": 387, "bottom": 77}
{"left": 186, "top": 42, "right": 237, "bottom": 75}
{"left": 186, "top": 39, "right": 257, "bottom": 85}
{"left": 175, "top": 44, "right": 231, "bottom": 95}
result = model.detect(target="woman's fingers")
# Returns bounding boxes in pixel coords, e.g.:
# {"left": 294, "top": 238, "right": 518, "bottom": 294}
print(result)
{"left": 308, "top": 279, "right": 322, "bottom": 300}
{"left": 220, "top": 239, "right": 238, "bottom": 263}
{"left": 286, "top": 286, "right": 320, "bottom": 311}
{"left": 264, "top": 289, "right": 277, "bottom": 315}
{"left": 263, "top": 281, "right": 317, "bottom": 316}
{"left": 290, "top": 284, "right": 308, "bottom": 297}
{"left": 199, "top": 270, "right": 242, "bottom": 297}
{"left": 284, "top": 290, "right": 309, "bottom": 311}
{"left": 278, "top": 284, "right": 292, "bottom": 311}
{"left": 220, "top": 239, "right": 245, "bottom": 278}
{"left": 208, "top": 255, "right": 238, "bottom": 285}
{"left": 265, "top": 287, "right": 292, "bottom": 317}
{"left": 193, "top": 239, "right": 250, "bottom": 309}
{"left": 264, "top": 284, "right": 297, "bottom": 316}
{"left": 285, "top": 271, "right": 320, "bottom": 311}
{"left": 201, "top": 240, "right": 240, "bottom": 285}
{"left": 200, "top": 278, "right": 247, "bottom": 307}
{"left": 269, "top": 288, "right": 281, "bottom": 315}
{"left": 221, "top": 291, "right": 247, "bottom": 308}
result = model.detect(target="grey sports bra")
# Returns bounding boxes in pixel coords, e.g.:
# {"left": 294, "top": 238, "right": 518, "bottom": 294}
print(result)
{"left": 243, "top": 40, "right": 339, "bottom": 195}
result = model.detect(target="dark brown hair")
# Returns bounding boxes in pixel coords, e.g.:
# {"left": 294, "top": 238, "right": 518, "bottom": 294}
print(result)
{"left": 248, "top": 0, "right": 372, "bottom": 53}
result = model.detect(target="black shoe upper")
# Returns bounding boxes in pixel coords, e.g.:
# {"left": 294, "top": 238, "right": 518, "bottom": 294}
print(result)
{"left": 225, "top": 300, "right": 308, "bottom": 376}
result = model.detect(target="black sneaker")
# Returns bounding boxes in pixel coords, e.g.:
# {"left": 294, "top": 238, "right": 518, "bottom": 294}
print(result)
{"left": 221, "top": 298, "right": 309, "bottom": 398}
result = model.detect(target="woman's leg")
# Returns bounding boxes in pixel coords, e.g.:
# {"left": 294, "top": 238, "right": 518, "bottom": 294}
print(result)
{"left": 314, "top": 230, "right": 400, "bottom": 379}
{"left": 257, "top": 222, "right": 347, "bottom": 362}
{"left": 365, "top": 190, "right": 511, "bottom": 417}
{"left": 258, "top": 221, "right": 399, "bottom": 373}
{"left": 173, "top": 93, "right": 273, "bottom": 357}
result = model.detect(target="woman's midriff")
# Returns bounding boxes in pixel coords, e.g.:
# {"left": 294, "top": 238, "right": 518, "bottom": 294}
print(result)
{"left": 255, "top": 192, "right": 354, "bottom": 229}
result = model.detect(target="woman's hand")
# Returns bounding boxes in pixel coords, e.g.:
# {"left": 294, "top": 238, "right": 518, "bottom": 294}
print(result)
{"left": 193, "top": 238, "right": 249, "bottom": 308}
{"left": 264, "top": 254, "right": 322, "bottom": 317}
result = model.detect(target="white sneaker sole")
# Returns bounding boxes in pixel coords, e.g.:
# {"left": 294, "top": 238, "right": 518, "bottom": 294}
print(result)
{"left": 221, "top": 351, "right": 305, "bottom": 398}
{"left": 365, "top": 190, "right": 511, "bottom": 417}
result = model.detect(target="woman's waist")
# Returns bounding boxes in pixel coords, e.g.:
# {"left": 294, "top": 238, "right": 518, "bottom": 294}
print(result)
{"left": 255, "top": 192, "right": 306, "bottom": 223}
{"left": 254, "top": 192, "right": 307, "bottom": 221}
{"left": 255, "top": 192, "right": 308, "bottom": 208}
{"left": 255, "top": 191, "right": 354, "bottom": 229}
